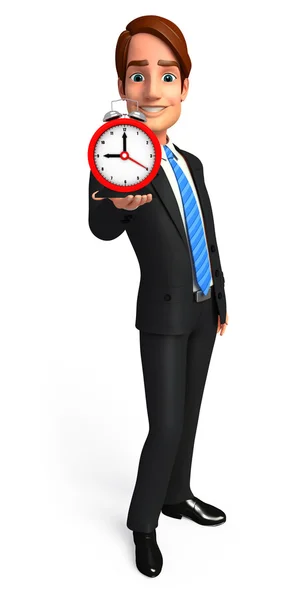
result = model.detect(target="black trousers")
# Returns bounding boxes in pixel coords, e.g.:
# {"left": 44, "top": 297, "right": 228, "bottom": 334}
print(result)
{"left": 126, "top": 287, "right": 218, "bottom": 533}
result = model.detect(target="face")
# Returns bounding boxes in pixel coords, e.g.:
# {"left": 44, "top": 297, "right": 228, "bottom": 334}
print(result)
{"left": 118, "top": 32, "right": 189, "bottom": 144}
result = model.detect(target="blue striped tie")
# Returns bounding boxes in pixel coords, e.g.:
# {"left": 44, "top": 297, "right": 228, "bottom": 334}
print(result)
{"left": 164, "top": 145, "right": 212, "bottom": 295}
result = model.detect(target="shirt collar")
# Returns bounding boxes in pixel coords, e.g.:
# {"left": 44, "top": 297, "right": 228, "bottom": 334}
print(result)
{"left": 161, "top": 135, "right": 178, "bottom": 161}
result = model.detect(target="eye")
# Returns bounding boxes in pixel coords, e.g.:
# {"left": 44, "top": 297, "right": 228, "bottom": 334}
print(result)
{"left": 162, "top": 73, "right": 177, "bottom": 82}
{"left": 129, "top": 72, "right": 145, "bottom": 82}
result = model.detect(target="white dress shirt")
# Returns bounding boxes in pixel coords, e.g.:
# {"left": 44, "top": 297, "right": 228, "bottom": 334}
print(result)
{"left": 161, "top": 135, "right": 213, "bottom": 291}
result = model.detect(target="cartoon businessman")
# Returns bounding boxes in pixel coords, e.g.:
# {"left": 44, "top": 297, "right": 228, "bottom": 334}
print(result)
{"left": 88, "top": 15, "right": 229, "bottom": 577}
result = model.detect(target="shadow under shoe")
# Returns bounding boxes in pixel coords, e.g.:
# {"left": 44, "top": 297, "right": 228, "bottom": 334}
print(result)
{"left": 133, "top": 530, "right": 163, "bottom": 577}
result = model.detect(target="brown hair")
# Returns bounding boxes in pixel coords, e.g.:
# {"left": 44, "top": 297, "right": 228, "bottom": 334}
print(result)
{"left": 115, "top": 15, "right": 192, "bottom": 94}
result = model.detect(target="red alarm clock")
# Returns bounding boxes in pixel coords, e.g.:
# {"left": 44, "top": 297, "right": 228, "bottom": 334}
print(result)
{"left": 88, "top": 99, "right": 162, "bottom": 193}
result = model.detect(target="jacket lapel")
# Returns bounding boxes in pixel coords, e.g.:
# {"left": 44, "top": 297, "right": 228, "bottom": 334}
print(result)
{"left": 149, "top": 144, "right": 208, "bottom": 250}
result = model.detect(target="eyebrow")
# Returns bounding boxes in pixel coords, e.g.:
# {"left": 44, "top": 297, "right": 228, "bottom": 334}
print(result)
{"left": 126, "top": 59, "right": 180, "bottom": 69}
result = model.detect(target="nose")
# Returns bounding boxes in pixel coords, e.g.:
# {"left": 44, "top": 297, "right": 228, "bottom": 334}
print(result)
{"left": 143, "top": 76, "right": 162, "bottom": 100}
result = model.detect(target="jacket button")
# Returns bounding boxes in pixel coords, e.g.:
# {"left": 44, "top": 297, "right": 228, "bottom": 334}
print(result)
{"left": 211, "top": 244, "right": 216, "bottom": 252}
{"left": 218, "top": 292, "right": 222, "bottom": 299}
{"left": 215, "top": 269, "right": 219, "bottom": 277}
{"left": 164, "top": 294, "right": 171, "bottom": 301}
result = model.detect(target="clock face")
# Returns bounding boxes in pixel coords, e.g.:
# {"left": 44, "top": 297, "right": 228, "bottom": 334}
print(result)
{"left": 88, "top": 118, "right": 161, "bottom": 192}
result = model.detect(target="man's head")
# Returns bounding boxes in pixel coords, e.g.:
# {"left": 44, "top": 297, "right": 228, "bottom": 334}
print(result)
{"left": 115, "top": 15, "right": 192, "bottom": 144}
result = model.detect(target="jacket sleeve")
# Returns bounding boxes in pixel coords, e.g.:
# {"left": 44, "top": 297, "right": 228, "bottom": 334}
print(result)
{"left": 88, "top": 170, "right": 137, "bottom": 241}
{"left": 200, "top": 163, "right": 226, "bottom": 289}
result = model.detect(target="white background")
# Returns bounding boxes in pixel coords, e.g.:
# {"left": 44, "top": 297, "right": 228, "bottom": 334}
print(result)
{"left": 1, "top": 0, "right": 302, "bottom": 596}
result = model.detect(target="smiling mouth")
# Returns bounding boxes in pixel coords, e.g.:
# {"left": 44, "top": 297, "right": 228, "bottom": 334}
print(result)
{"left": 140, "top": 106, "right": 167, "bottom": 114}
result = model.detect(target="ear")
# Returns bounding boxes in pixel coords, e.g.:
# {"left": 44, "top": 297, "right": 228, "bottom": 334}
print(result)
{"left": 181, "top": 77, "right": 189, "bottom": 102}
{"left": 118, "top": 78, "right": 125, "bottom": 99}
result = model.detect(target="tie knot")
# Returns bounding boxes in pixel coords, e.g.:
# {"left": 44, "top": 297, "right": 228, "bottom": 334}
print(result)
{"left": 163, "top": 145, "right": 175, "bottom": 162}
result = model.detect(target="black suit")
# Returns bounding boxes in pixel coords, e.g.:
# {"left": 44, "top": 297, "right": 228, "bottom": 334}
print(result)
{"left": 89, "top": 144, "right": 227, "bottom": 532}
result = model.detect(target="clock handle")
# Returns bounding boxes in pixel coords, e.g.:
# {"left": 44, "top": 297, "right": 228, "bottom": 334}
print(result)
{"left": 108, "top": 99, "right": 147, "bottom": 123}
{"left": 110, "top": 97, "right": 139, "bottom": 112}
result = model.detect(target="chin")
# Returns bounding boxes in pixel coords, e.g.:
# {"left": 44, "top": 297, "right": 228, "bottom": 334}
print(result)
{"left": 147, "top": 117, "right": 179, "bottom": 132}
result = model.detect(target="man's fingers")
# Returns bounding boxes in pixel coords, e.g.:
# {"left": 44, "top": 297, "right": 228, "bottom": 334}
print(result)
{"left": 217, "top": 315, "right": 229, "bottom": 335}
{"left": 126, "top": 194, "right": 153, "bottom": 208}
{"left": 220, "top": 323, "right": 228, "bottom": 336}
{"left": 92, "top": 191, "right": 104, "bottom": 200}
{"left": 132, "top": 194, "right": 152, "bottom": 202}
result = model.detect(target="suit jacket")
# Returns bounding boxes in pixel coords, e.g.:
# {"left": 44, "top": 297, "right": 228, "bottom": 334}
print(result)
{"left": 88, "top": 144, "right": 227, "bottom": 334}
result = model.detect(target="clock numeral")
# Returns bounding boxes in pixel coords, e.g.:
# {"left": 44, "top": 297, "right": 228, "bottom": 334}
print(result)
{"left": 101, "top": 167, "right": 104, "bottom": 171}
{"left": 110, "top": 131, "right": 114, "bottom": 135}
{"left": 101, "top": 141, "right": 105, "bottom": 144}
{"left": 137, "top": 176, "right": 140, "bottom": 180}
{"left": 111, "top": 176, "right": 113, "bottom": 180}
{"left": 150, "top": 154, "right": 153, "bottom": 158}
{"left": 124, "top": 180, "right": 127, "bottom": 184}
{"left": 123, "top": 127, "right": 126, "bottom": 132}
{"left": 137, "top": 131, "right": 139, "bottom": 135}
{"left": 146, "top": 141, "right": 149, "bottom": 144}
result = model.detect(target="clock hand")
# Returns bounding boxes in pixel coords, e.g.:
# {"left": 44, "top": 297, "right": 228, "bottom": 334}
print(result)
{"left": 127, "top": 156, "right": 148, "bottom": 170}
{"left": 103, "top": 149, "right": 148, "bottom": 171}
{"left": 122, "top": 132, "right": 127, "bottom": 152}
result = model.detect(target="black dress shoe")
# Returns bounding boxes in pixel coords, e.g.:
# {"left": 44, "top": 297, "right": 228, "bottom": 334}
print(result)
{"left": 162, "top": 496, "right": 226, "bottom": 526}
{"left": 133, "top": 530, "right": 163, "bottom": 577}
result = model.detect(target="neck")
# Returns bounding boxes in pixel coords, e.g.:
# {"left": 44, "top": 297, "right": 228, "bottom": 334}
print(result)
{"left": 154, "top": 131, "right": 169, "bottom": 146}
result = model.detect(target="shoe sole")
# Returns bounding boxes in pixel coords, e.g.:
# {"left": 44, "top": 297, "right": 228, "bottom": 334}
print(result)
{"left": 162, "top": 508, "right": 226, "bottom": 525}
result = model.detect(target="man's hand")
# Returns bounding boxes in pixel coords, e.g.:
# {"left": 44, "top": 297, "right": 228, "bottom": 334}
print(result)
{"left": 91, "top": 192, "right": 152, "bottom": 210}
{"left": 217, "top": 312, "right": 229, "bottom": 336}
